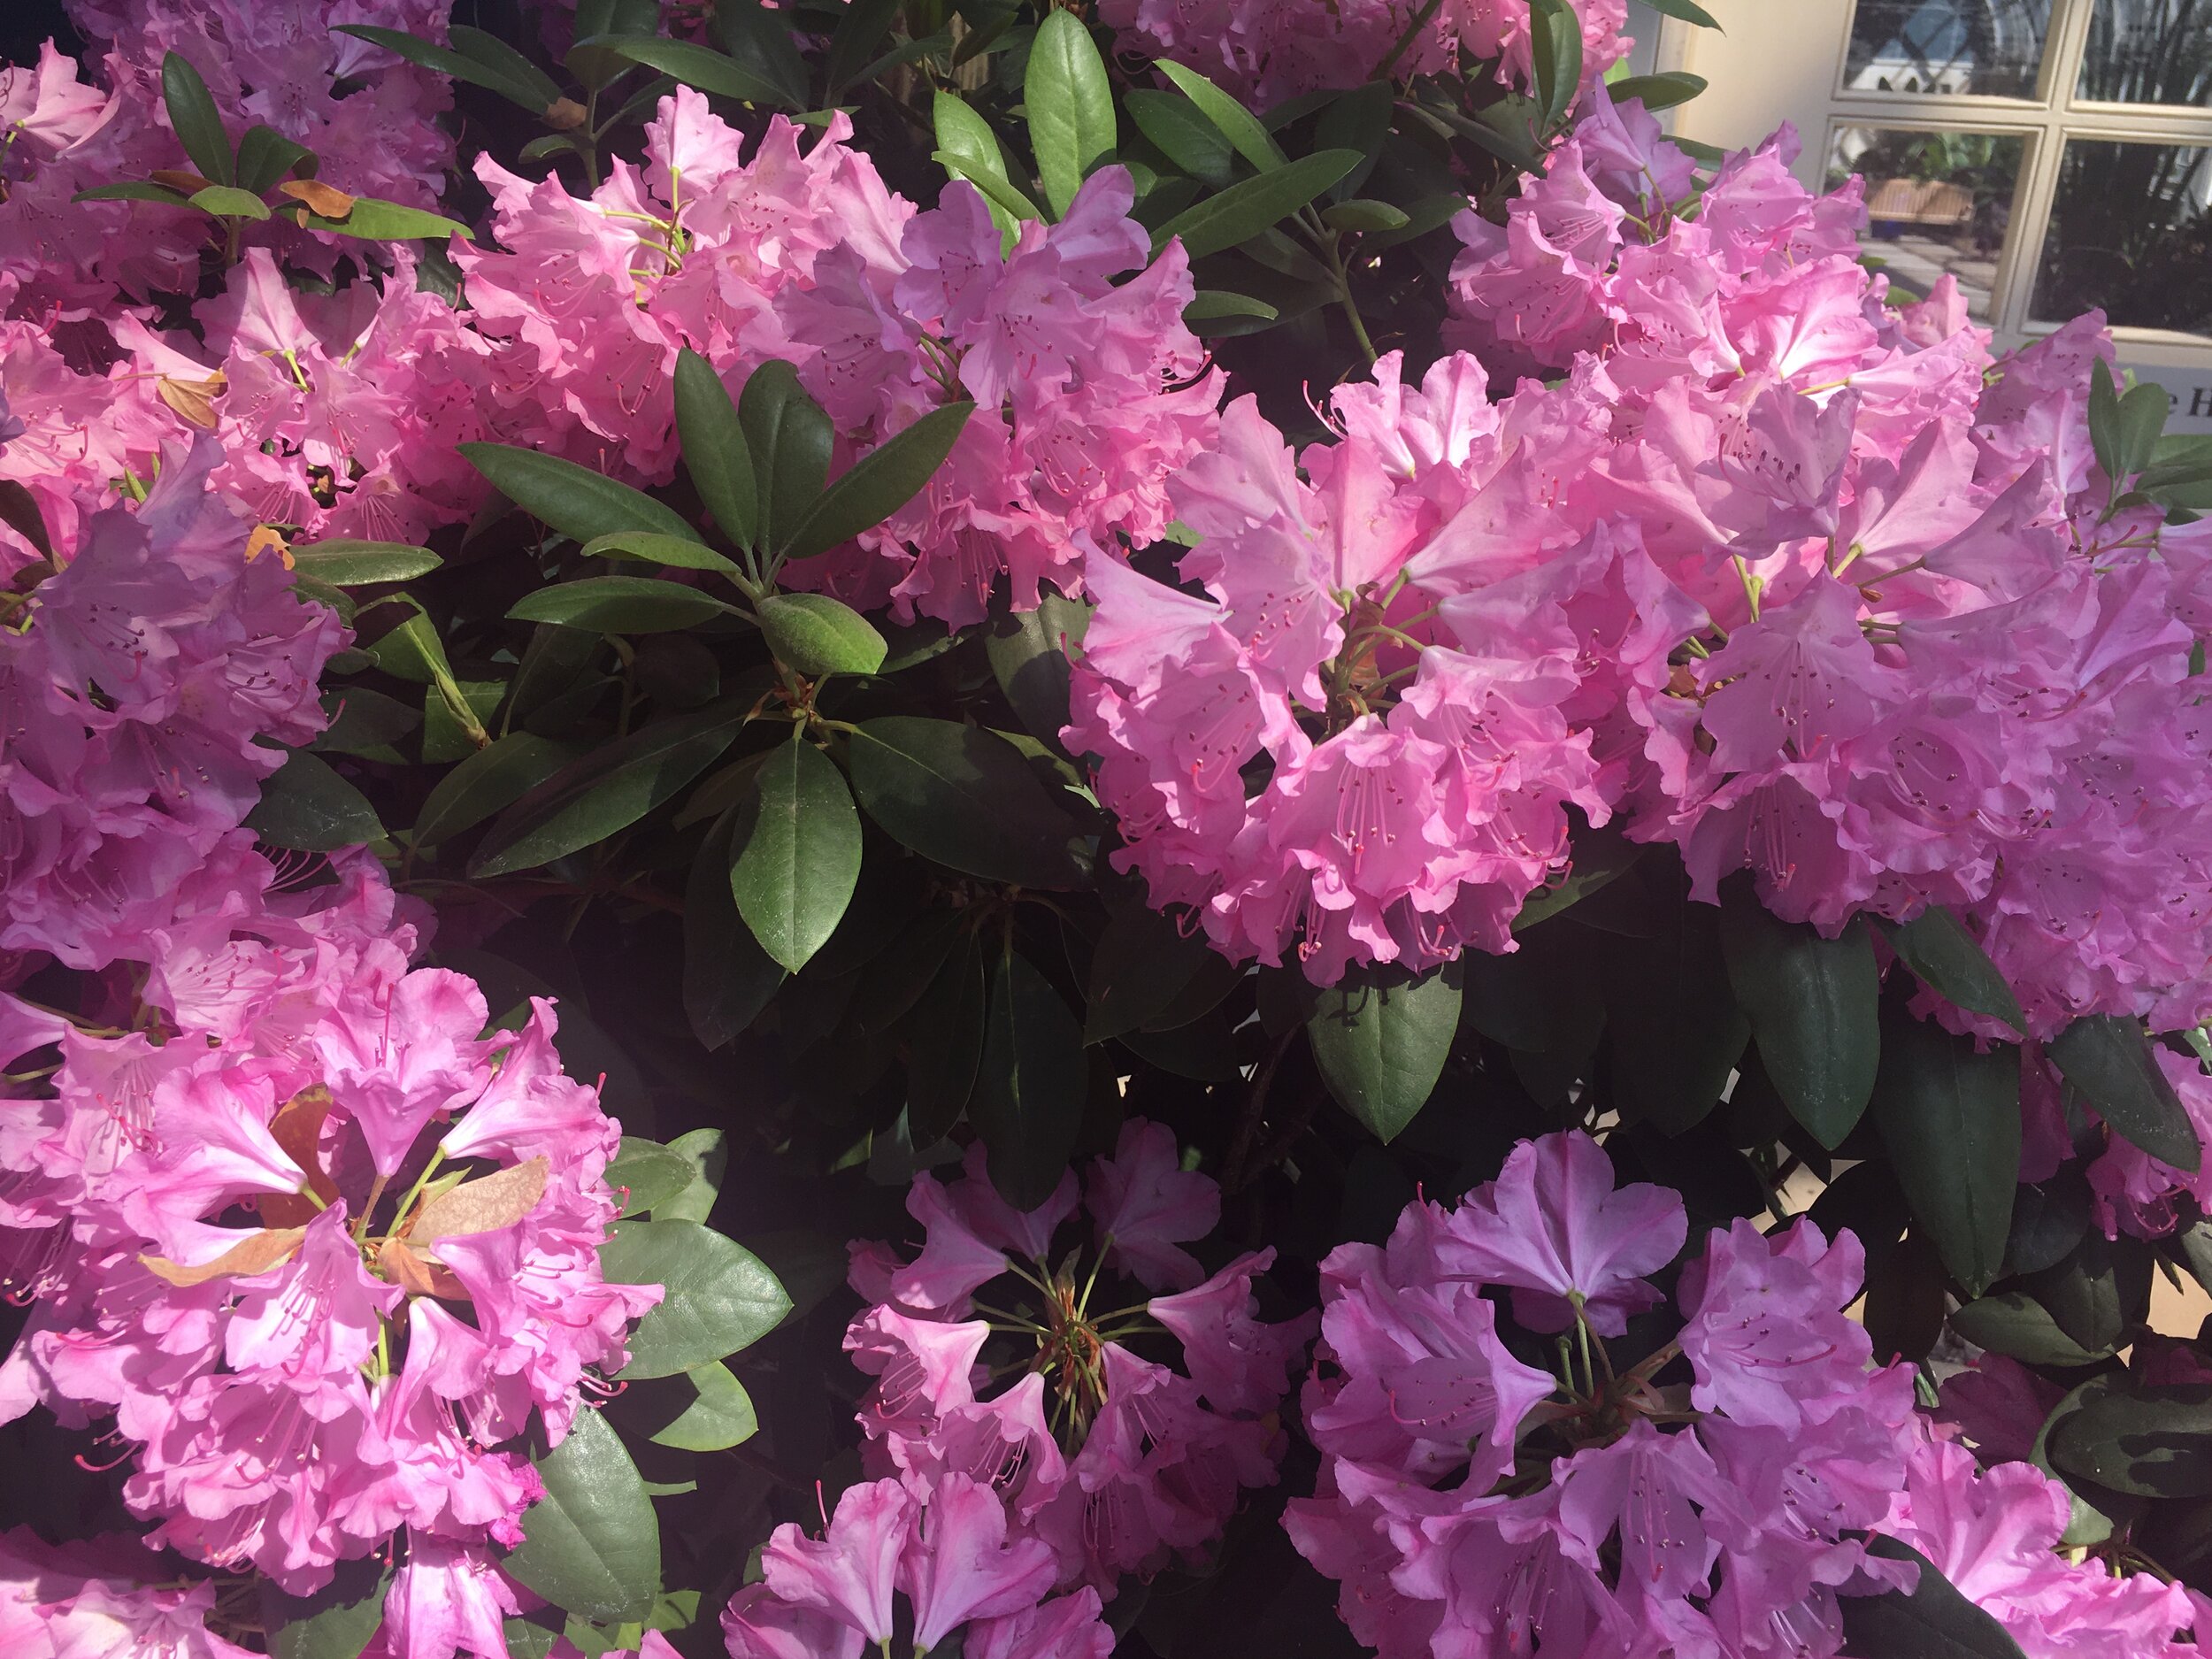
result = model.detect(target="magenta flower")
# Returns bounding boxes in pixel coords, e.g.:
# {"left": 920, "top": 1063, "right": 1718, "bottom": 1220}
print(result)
{"left": 902, "top": 1472, "right": 1059, "bottom": 1651}
{"left": 1678, "top": 1217, "right": 1874, "bottom": 1430}
{"left": 1087, "top": 1118, "right": 1218, "bottom": 1291}
{"left": 761, "top": 1479, "right": 910, "bottom": 1647}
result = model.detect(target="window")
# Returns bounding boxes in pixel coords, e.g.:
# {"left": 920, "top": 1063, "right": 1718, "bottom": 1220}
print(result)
{"left": 1663, "top": 0, "right": 2212, "bottom": 425}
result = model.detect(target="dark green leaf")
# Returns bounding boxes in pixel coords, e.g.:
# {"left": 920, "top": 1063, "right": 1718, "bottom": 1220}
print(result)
{"left": 710, "top": 0, "right": 810, "bottom": 109}
{"left": 162, "top": 52, "right": 234, "bottom": 185}
{"left": 1185, "top": 290, "right": 1279, "bottom": 325}
{"left": 1642, "top": 0, "right": 1722, "bottom": 23}
{"left": 756, "top": 593, "right": 888, "bottom": 676}
{"left": 578, "top": 531, "right": 744, "bottom": 578}
{"left": 247, "top": 749, "right": 383, "bottom": 851}
{"left": 568, "top": 0, "right": 663, "bottom": 87}
{"left": 606, "top": 1138, "right": 699, "bottom": 1218}
{"left": 234, "top": 126, "right": 313, "bottom": 196}
{"left": 908, "top": 942, "right": 987, "bottom": 1145}
{"left": 2088, "top": 358, "right": 2125, "bottom": 488}
{"left": 1606, "top": 71, "right": 1709, "bottom": 111}
{"left": 1837, "top": 1536, "right": 2029, "bottom": 1659}
{"left": 1869, "top": 1002, "right": 2020, "bottom": 1294}
{"left": 1719, "top": 882, "right": 1879, "bottom": 1148}
{"left": 73, "top": 180, "right": 194, "bottom": 206}
{"left": 729, "top": 738, "right": 861, "bottom": 972}
{"left": 2024, "top": 1231, "right": 2147, "bottom": 1354}
{"left": 985, "top": 591, "right": 1090, "bottom": 750}
{"left": 302, "top": 198, "right": 472, "bottom": 242}
{"left": 1152, "top": 150, "right": 1363, "bottom": 261}
{"left": 1026, "top": 8, "right": 1117, "bottom": 218}
{"left": 472, "top": 703, "right": 744, "bottom": 875}
{"left": 416, "top": 733, "right": 579, "bottom": 846}
{"left": 447, "top": 24, "right": 565, "bottom": 104}
{"left": 1321, "top": 198, "right": 1410, "bottom": 232}
{"left": 1156, "top": 60, "right": 1287, "bottom": 172}
{"left": 1602, "top": 894, "right": 1748, "bottom": 1134}
{"left": 645, "top": 1361, "right": 757, "bottom": 1452}
{"left": 1314, "top": 81, "right": 1393, "bottom": 199}
{"left": 334, "top": 25, "right": 553, "bottom": 110}
{"left": 933, "top": 149, "right": 1048, "bottom": 224}
{"left": 737, "top": 362, "right": 833, "bottom": 554}
{"left": 1121, "top": 1008, "right": 1240, "bottom": 1081}
{"left": 506, "top": 576, "right": 737, "bottom": 634}
{"left": 460, "top": 444, "right": 703, "bottom": 548}
{"left": 190, "top": 184, "right": 269, "bottom": 219}
{"left": 503, "top": 1408, "right": 660, "bottom": 1624}
{"left": 2115, "top": 378, "right": 2170, "bottom": 488}
{"left": 1880, "top": 906, "right": 2026, "bottom": 1035}
{"left": 2047, "top": 1016, "right": 2201, "bottom": 1171}
{"left": 672, "top": 349, "right": 757, "bottom": 549}
{"left": 1125, "top": 88, "right": 1234, "bottom": 188}
{"left": 289, "top": 539, "right": 442, "bottom": 585}
{"left": 685, "top": 809, "right": 786, "bottom": 1049}
{"left": 1529, "top": 0, "right": 1585, "bottom": 131}
{"left": 264, "top": 1558, "right": 390, "bottom": 1659}
{"left": 1084, "top": 899, "right": 1209, "bottom": 1044}
{"left": 1949, "top": 1291, "right": 2116, "bottom": 1365}
{"left": 599, "top": 1217, "right": 792, "bottom": 1377}
{"left": 1308, "top": 969, "right": 1462, "bottom": 1143}
{"left": 2003, "top": 1171, "right": 2092, "bottom": 1278}
{"left": 782, "top": 402, "right": 974, "bottom": 559}
{"left": 576, "top": 35, "right": 794, "bottom": 107}
{"left": 972, "top": 949, "right": 1087, "bottom": 1209}
{"left": 365, "top": 607, "right": 457, "bottom": 685}
{"left": 825, "top": 0, "right": 902, "bottom": 93}
{"left": 1513, "top": 823, "right": 1643, "bottom": 930}
{"left": 2050, "top": 1385, "right": 2212, "bottom": 1498}
{"left": 848, "top": 717, "right": 1089, "bottom": 888}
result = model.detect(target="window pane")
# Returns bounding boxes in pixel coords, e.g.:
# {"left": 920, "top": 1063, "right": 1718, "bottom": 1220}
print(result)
{"left": 2076, "top": 0, "right": 2212, "bottom": 105}
{"left": 2032, "top": 140, "right": 2212, "bottom": 330}
{"left": 1826, "top": 128, "right": 2025, "bottom": 319}
{"left": 1845, "top": 0, "right": 2051, "bottom": 98}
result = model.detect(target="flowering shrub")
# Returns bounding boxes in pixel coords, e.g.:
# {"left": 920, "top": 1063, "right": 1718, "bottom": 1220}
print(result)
{"left": 1, "top": 0, "right": 2209, "bottom": 1655}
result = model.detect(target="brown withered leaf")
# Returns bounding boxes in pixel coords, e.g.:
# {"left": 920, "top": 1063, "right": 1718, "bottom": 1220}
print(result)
{"left": 258, "top": 1087, "right": 337, "bottom": 1226}
{"left": 245, "top": 525, "right": 295, "bottom": 569}
{"left": 157, "top": 375, "right": 226, "bottom": 430}
{"left": 543, "top": 98, "right": 588, "bottom": 131}
{"left": 410, "top": 1156, "right": 549, "bottom": 1249}
{"left": 277, "top": 179, "right": 356, "bottom": 218}
{"left": 150, "top": 168, "right": 215, "bottom": 195}
{"left": 142, "top": 1226, "right": 306, "bottom": 1286}
{"left": 377, "top": 1236, "right": 468, "bottom": 1300}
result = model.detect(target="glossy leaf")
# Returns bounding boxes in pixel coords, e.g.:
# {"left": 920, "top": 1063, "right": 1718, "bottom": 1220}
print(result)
{"left": 1869, "top": 1004, "right": 2021, "bottom": 1295}
{"left": 1719, "top": 884, "right": 1879, "bottom": 1149}
{"left": 1602, "top": 895, "right": 1749, "bottom": 1134}
{"left": 302, "top": 198, "right": 473, "bottom": 242}
{"left": 1880, "top": 906, "right": 2026, "bottom": 1035}
{"left": 606, "top": 1138, "right": 699, "bottom": 1218}
{"left": 1125, "top": 88, "right": 1234, "bottom": 188}
{"left": 756, "top": 593, "right": 887, "bottom": 676}
{"left": 1308, "top": 969, "right": 1462, "bottom": 1143}
{"left": 334, "top": 25, "right": 553, "bottom": 110}
{"left": 1607, "top": 70, "right": 1709, "bottom": 111}
{"left": 847, "top": 717, "right": 1088, "bottom": 889}
{"left": 1026, "top": 9, "right": 1117, "bottom": 217}
{"left": 907, "top": 942, "right": 987, "bottom": 1145}
{"left": 2049, "top": 1385, "right": 2212, "bottom": 1498}
{"left": 161, "top": 53, "right": 234, "bottom": 185}
{"left": 1529, "top": 0, "right": 1585, "bottom": 131}
{"left": 415, "top": 733, "right": 579, "bottom": 847}
{"left": 672, "top": 349, "right": 757, "bottom": 549}
{"left": 1156, "top": 60, "right": 1287, "bottom": 172}
{"left": 738, "top": 361, "right": 833, "bottom": 554}
{"left": 471, "top": 703, "right": 744, "bottom": 876}
{"left": 1152, "top": 150, "right": 1363, "bottom": 261}
{"left": 1642, "top": 0, "right": 1722, "bottom": 23}
{"left": 289, "top": 539, "right": 442, "bottom": 585}
{"left": 506, "top": 576, "right": 738, "bottom": 634}
{"left": 933, "top": 150, "right": 1047, "bottom": 224}
{"left": 190, "top": 184, "right": 270, "bottom": 219}
{"left": 933, "top": 90, "right": 1029, "bottom": 237}
{"left": 781, "top": 402, "right": 974, "bottom": 560}
{"left": 1084, "top": 900, "right": 1208, "bottom": 1044}
{"left": 73, "top": 180, "right": 191, "bottom": 206}
{"left": 460, "top": 443, "right": 703, "bottom": 548}
{"left": 1837, "top": 1537, "right": 2028, "bottom": 1659}
{"left": 729, "top": 738, "right": 861, "bottom": 973}
{"left": 246, "top": 749, "right": 384, "bottom": 851}
{"left": 646, "top": 1361, "right": 758, "bottom": 1452}
{"left": 264, "top": 1559, "right": 390, "bottom": 1659}
{"left": 503, "top": 1408, "right": 660, "bottom": 1624}
{"left": 972, "top": 950, "right": 1087, "bottom": 1209}
{"left": 234, "top": 126, "right": 313, "bottom": 196}
{"left": 598, "top": 1217, "right": 792, "bottom": 1377}
{"left": 1950, "top": 1291, "right": 2116, "bottom": 1365}
{"left": 685, "top": 808, "right": 786, "bottom": 1050}
{"left": 2046, "top": 1015, "right": 2201, "bottom": 1171}
{"left": 447, "top": 25, "right": 565, "bottom": 104}
{"left": 577, "top": 34, "right": 793, "bottom": 106}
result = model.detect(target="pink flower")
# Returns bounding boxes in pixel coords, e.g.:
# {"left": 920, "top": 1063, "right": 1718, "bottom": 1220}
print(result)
{"left": 1087, "top": 1118, "right": 1217, "bottom": 1290}
{"left": 964, "top": 1587, "right": 1116, "bottom": 1659}
{"left": 760, "top": 1479, "right": 911, "bottom": 1647}
{"left": 902, "top": 1472, "right": 1058, "bottom": 1650}
{"left": 1678, "top": 1217, "right": 1874, "bottom": 1429}
{"left": 1148, "top": 1248, "right": 1317, "bottom": 1413}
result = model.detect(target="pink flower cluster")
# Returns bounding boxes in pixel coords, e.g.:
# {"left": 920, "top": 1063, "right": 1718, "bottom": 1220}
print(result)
{"left": 1071, "top": 91, "right": 2212, "bottom": 1036}
{"left": 2021, "top": 1039, "right": 2212, "bottom": 1240}
{"left": 0, "top": 1525, "right": 252, "bottom": 1657}
{"left": 725, "top": 1122, "right": 1312, "bottom": 1657}
{"left": 0, "top": 846, "right": 658, "bottom": 1656}
{"left": 1286, "top": 1131, "right": 2198, "bottom": 1658}
{"left": 0, "top": 439, "right": 342, "bottom": 969}
{"left": 457, "top": 87, "right": 1222, "bottom": 626}
{"left": 1098, "top": 0, "right": 1631, "bottom": 110}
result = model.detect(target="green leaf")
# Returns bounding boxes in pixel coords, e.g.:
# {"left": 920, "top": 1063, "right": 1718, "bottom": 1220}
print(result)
{"left": 2088, "top": 357, "right": 2125, "bottom": 486}
{"left": 825, "top": 0, "right": 902, "bottom": 93}
{"left": 985, "top": 591, "right": 1091, "bottom": 751}
{"left": 1641, "top": 0, "right": 1722, "bottom": 24}
{"left": 507, "top": 576, "right": 738, "bottom": 634}
{"left": 646, "top": 1361, "right": 758, "bottom": 1452}
{"left": 1880, "top": 907, "right": 2026, "bottom": 1035}
{"left": 972, "top": 949, "right": 1087, "bottom": 1209}
{"left": 314, "top": 685, "right": 421, "bottom": 759}
{"left": 1837, "top": 1536, "right": 2029, "bottom": 1659}
{"left": 472, "top": 703, "right": 744, "bottom": 876}
{"left": 672, "top": 349, "right": 757, "bottom": 549}
{"left": 1025, "top": 9, "right": 1117, "bottom": 218}
{"left": 737, "top": 362, "right": 833, "bottom": 555}
{"left": 447, "top": 25, "right": 565, "bottom": 105}
{"left": 1321, "top": 198, "right": 1409, "bottom": 232}
{"left": 908, "top": 942, "right": 987, "bottom": 1144}
{"left": 933, "top": 91, "right": 1029, "bottom": 238}
{"left": 847, "top": 717, "right": 1088, "bottom": 889}
{"left": 656, "top": 1128, "right": 727, "bottom": 1225}
{"left": 462, "top": 444, "right": 703, "bottom": 549}
{"left": 579, "top": 531, "right": 744, "bottom": 578}
{"left": 234, "top": 126, "right": 314, "bottom": 196}
{"left": 289, "top": 539, "right": 442, "bottom": 585}
{"left": 1314, "top": 81, "right": 1393, "bottom": 200}
{"left": 1950, "top": 1291, "right": 2116, "bottom": 1365}
{"left": 2116, "top": 379, "right": 2171, "bottom": 488}
{"left": 2031, "top": 1377, "right": 2122, "bottom": 1546}
{"left": 2049, "top": 1384, "right": 2212, "bottom": 1499}
{"left": 2024, "top": 1230, "right": 2147, "bottom": 1355}
{"left": 782, "top": 403, "right": 974, "bottom": 560}
{"left": 1307, "top": 969, "right": 1462, "bottom": 1143}
{"left": 1513, "top": 824, "right": 1643, "bottom": 930}
{"left": 162, "top": 52, "right": 234, "bottom": 185}
{"left": 710, "top": 0, "right": 810, "bottom": 110}
{"left": 264, "top": 1558, "right": 390, "bottom": 1659}
{"left": 729, "top": 737, "right": 861, "bottom": 973}
{"left": 932, "top": 150, "right": 1048, "bottom": 225}
{"left": 576, "top": 35, "right": 795, "bottom": 107}
{"left": 2046, "top": 1016, "right": 2201, "bottom": 1171}
{"left": 1869, "top": 1003, "right": 2021, "bottom": 1295}
{"left": 606, "top": 1138, "right": 699, "bottom": 1218}
{"left": 599, "top": 1217, "right": 792, "bottom": 1377}
{"left": 416, "top": 732, "right": 578, "bottom": 846}
{"left": 247, "top": 749, "right": 383, "bottom": 851}
{"left": 1606, "top": 71, "right": 1709, "bottom": 111}
{"left": 190, "top": 183, "right": 269, "bottom": 219}
{"left": 1601, "top": 893, "right": 1749, "bottom": 1134}
{"left": 1084, "top": 900, "right": 1209, "bottom": 1044}
{"left": 1529, "top": 0, "right": 1586, "bottom": 132}
{"left": 756, "top": 593, "right": 887, "bottom": 676}
{"left": 1125, "top": 89, "right": 1235, "bottom": 188}
{"left": 1153, "top": 150, "right": 1363, "bottom": 261}
{"left": 1156, "top": 60, "right": 1287, "bottom": 173}
{"left": 1719, "top": 882, "right": 1880, "bottom": 1149}
{"left": 685, "top": 809, "right": 786, "bottom": 1049}
{"left": 503, "top": 1408, "right": 660, "bottom": 1625}
{"left": 303, "top": 198, "right": 472, "bottom": 242}
{"left": 73, "top": 180, "right": 193, "bottom": 206}
{"left": 334, "top": 25, "right": 554, "bottom": 110}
